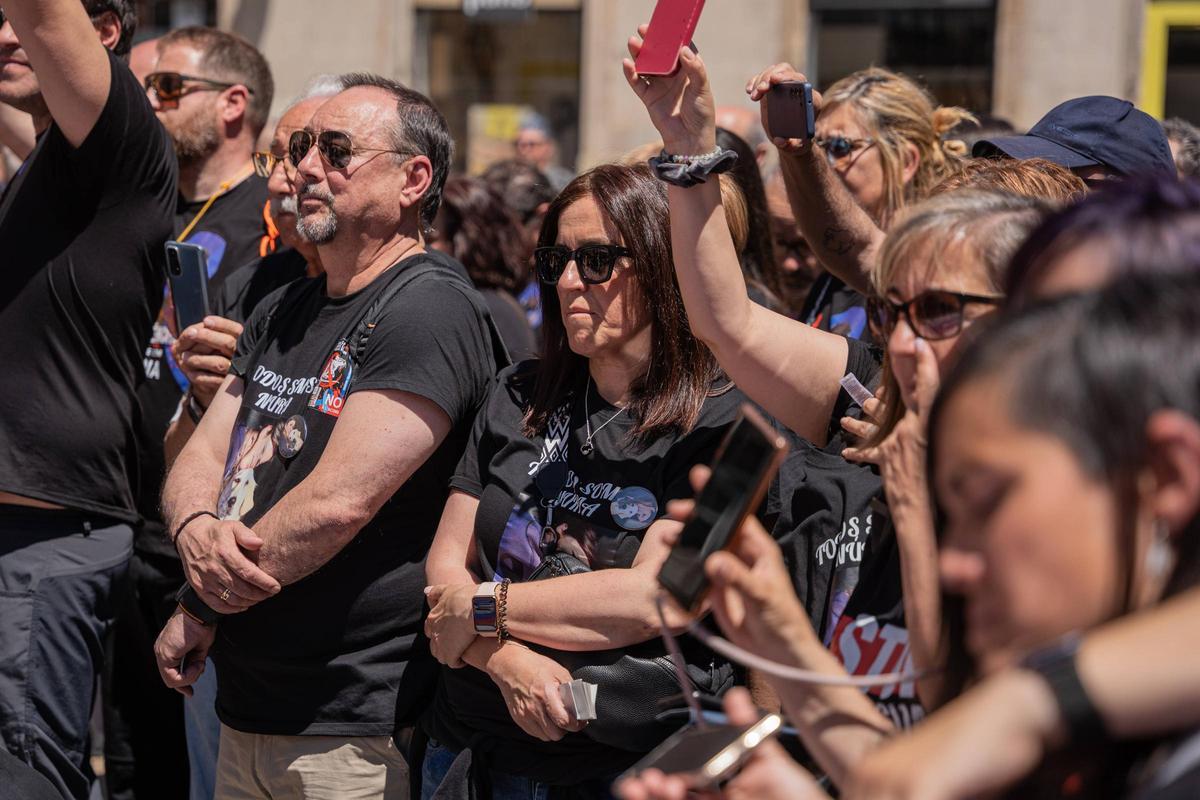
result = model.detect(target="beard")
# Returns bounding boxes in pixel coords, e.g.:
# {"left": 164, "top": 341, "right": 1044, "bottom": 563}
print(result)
{"left": 165, "top": 103, "right": 220, "bottom": 166}
{"left": 295, "top": 185, "right": 338, "bottom": 244}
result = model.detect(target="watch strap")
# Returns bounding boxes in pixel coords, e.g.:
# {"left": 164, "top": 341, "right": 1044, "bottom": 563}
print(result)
{"left": 175, "top": 583, "right": 223, "bottom": 626}
{"left": 1021, "top": 633, "right": 1107, "bottom": 745}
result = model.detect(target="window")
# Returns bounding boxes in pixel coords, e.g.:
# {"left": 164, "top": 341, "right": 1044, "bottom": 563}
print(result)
{"left": 1141, "top": 2, "right": 1200, "bottom": 122}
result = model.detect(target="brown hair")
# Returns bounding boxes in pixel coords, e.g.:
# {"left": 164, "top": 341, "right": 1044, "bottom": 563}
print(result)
{"left": 158, "top": 27, "right": 274, "bottom": 137}
{"left": 522, "top": 163, "right": 723, "bottom": 446}
{"left": 931, "top": 157, "right": 1087, "bottom": 204}
{"left": 435, "top": 177, "right": 529, "bottom": 293}
{"left": 823, "top": 68, "right": 974, "bottom": 225}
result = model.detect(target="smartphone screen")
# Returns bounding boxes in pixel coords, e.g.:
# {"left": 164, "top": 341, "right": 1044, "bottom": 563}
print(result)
{"left": 166, "top": 241, "right": 210, "bottom": 332}
{"left": 619, "top": 714, "right": 783, "bottom": 787}
{"left": 634, "top": 0, "right": 706, "bottom": 76}
{"left": 657, "top": 405, "right": 786, "bottom": 610}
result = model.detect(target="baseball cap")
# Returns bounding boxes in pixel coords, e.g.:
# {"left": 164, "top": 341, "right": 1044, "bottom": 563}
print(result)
{"left": 973, "top": 96, "right": 1174, "bottom": 177}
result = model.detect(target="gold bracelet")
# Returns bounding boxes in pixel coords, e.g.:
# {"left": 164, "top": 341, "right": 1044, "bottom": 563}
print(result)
{"left": 497, "top": 578, "right": 512, "bottom": 642}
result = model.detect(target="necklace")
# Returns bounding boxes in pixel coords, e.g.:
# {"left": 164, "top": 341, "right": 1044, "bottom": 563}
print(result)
{"left": 581, "top": 376, "right": 626, "bottom": 456}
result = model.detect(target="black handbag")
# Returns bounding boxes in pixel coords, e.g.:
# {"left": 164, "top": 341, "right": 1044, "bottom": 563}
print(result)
{"left": 524, "top": 550, "right": 735, "bottom": 753}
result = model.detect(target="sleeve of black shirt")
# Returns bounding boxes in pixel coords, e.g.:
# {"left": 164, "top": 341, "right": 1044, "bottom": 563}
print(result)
{"left": 350, "top": 280, "right": 494, "bottom": 424}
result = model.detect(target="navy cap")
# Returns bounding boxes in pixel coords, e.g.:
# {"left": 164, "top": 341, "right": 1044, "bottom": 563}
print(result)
{"left": 973, "top": 96, "right": 1174, "bottom": 177}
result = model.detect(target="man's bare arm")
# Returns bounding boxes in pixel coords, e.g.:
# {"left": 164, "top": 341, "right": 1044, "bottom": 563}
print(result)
{"left": 250, "top": 389, "right": 452, "bottom": 586}
{"left": 162, "top": 375, "right": 243, "bottom": 535}
{"left": 4, "top": 0, "right": 117, "bottom": 144}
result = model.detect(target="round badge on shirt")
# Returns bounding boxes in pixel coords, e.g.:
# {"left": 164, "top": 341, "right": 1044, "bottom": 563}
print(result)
{"left": 610, "top": 486, "right": 658, "bottom": 531}
{"left": 274, "top": 414, "right": 307, "bottom": 459}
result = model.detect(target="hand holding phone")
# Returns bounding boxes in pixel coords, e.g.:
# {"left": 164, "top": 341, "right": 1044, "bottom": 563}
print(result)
{"left": 765, "top": 81, "right": 816, "bottom": 141}
{"left": 165, "top": 241, "right": 210, "bottom": 334}
{"left": 657, "top": 405, "right": 787, "bottom": 611}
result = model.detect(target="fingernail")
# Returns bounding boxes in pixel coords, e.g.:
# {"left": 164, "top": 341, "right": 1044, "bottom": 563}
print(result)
{"left": 915, "top": 337, "right": 928, "bottom": 352}
{"left": 423, "top": 586, "right": 432, "bottom": 595}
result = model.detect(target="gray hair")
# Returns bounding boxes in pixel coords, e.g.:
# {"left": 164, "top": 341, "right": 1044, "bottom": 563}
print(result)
{"left": 289, "top": 74, "right": 346, "bottom": 108}
{"left": 1163, "top": 117, "right": 1200, "bottom": 179}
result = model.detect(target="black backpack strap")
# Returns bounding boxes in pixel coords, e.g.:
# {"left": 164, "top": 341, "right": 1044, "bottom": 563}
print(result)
{"left": 347, "top": 258, "right": 514, "bottom": 372}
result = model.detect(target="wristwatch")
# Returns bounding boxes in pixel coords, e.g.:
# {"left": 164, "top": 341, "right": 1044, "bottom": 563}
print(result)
{"left": 472, "top": 582, "right": 500, "bottom": 637}
{"left": 1021, "top": 631, "right": 1107, "bottom": 744}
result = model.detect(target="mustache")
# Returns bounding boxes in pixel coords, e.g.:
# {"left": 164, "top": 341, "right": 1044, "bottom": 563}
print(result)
{"left": 272, "top": 194, "right": 298, "bottom": 216}
{"left": 297, "top": 184, "right": 334, "bottom": 205}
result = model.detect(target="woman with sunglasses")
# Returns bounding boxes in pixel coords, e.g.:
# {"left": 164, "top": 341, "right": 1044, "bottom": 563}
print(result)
{"left": 418, "top": 163, "right": 745, "bottom": 799}
{"left": 624, "top": 36, "right": 1051, "bottom": 782}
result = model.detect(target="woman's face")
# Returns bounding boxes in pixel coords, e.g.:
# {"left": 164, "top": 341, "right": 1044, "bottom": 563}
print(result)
{"left": 553, "top": 196, "right": 651, "bottom": 362}
{"left": 885, "top": 244, "right": 999, "bottom": 409}
{"left": 934, "top": 377, "right": 1125, "bottom": 674}
{"left": 816, "top": 103, "right": 887, "bottom": 222}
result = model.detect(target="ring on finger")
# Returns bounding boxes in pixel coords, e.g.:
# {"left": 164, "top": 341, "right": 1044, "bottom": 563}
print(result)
{"left": 219, "top": 586, "right": 231, "bottom": 602}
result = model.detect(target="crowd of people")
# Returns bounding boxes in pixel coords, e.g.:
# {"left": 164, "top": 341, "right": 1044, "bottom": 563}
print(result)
{"left": 0, "top": 2, "right": 1198, "bottom": 800}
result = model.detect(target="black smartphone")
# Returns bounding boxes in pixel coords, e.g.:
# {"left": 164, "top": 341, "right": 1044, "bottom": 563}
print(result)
{"left": 657, "top": 405, "right": 787, "bottom": 611}
{"left": 617, "top": 713, "right": 783, "bottom": 789}
{"left": 765, "top": 81, "right": 816, "bottom": 141}
{"left": 165, "top": 241, "right": 210, "bottom": 333}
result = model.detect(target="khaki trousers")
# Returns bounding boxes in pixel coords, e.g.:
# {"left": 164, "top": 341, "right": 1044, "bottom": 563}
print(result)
{"left": 214, "top": 724, "right": 409, "bottom": 800}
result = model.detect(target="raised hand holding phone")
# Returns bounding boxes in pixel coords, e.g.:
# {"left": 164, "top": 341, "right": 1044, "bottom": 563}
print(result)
{"left": 746, "top": 63, "right": 824, "bottom": 154}
{"left": 622, "top": 24, "right": 716, "bottom": 156}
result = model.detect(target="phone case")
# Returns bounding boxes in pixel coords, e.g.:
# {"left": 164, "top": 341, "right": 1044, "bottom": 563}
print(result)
{"left": 766, "top": 81, "right": 816, "bottom": 141}
{"left": 166, "top": 241, "right": 211, "bottom": 332}
{"left": 634, "top": 0, "right": 706, "bottom": 76}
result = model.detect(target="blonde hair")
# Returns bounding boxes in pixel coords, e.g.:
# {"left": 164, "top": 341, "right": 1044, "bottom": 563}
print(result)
{"left": 931, "top": 157, "right": 1087, "bottom": 205}
{"left": 868, "top": 189, "right": 1053, "bottom": 443}
{"left": 823, "top": 68, "right": 974, "bottom": 226}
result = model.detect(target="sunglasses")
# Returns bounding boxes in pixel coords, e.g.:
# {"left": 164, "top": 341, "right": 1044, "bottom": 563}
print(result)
{"left": 287, "top": 129, "right": 410, "bottom": 172}
{"left": 144, "top": 71, "right": 250, "bottom": 105}
{"left": 534, "top": 244, "right": 630, "bottom": 285}
{"left": 251, "top": 151, "right": 284, "bottom": 179}
{"left": 868, "top": 290, "right": 1002, "bottom": 341}
{"left": 814, "top": 135, "right": 875, "bottom": 165}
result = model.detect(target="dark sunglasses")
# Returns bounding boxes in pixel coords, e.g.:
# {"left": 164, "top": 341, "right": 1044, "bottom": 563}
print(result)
{"left": 814, "top": 135, "right": 875, "bottom": 164}
{"left": 251, "top": 151, "right": 284, "bottom": 178}
{"left": 868, "top": 290, "right": 1002, "bottom": 341}
{"left": 144, "top": 71, "right": 250, "bottom": 103}
{"left": 534, "top": 244, "right": 630, "bottom": 285}
{"left": 287, "top": 129, "right": 410, "bottom": 172}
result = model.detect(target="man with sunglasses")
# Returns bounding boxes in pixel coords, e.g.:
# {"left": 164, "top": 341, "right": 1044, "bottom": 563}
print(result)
{"left": 0, "top": 1, "right": 177, "bottom": 798}
{"left": 153, "top": 74, "right": 499, "bottom": 798}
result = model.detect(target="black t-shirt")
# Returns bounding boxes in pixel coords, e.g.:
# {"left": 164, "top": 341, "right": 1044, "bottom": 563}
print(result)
{"left": 424, "top": 363, "right": 744, "bottom": 784}
{"left": 214, "top": 247, "right": 310, "bottom": 324}
{"left": 801, "top": 274, "right": 872, "bottom": 342}
{"left": 0, "top": 50, "right": 177, "bottom": 521}
{"left": 480, "top": 287, "right": 537, "bottom": 363}
{"left": 212, "top": 252, "right": 496, "bottom": 736}
{"left": 134, "top": 176, "right": 270, "bottom": 554}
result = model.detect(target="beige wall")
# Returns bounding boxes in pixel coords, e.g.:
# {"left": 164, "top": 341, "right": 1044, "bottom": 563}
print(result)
{"left": 577, "top": 0, "right": 806, "bottom": 168}
{"left": 993, "top": 0, "right": 1145, "bottom": 129}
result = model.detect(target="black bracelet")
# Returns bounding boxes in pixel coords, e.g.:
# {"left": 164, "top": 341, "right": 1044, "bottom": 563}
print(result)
{"left": 648, "top": 147, "right": 739, "bottom": 188}
{"left": 173, "top": 509, "right": 217, "bottom": 544}
{"left": 185, "top": 393, "right": 206, "bottom": 424}
{"left": 174, "top": 583, "right": 222, "bottom": 626}
{"left": 1021, "top": 632, "right": 1108, "bottom": 745}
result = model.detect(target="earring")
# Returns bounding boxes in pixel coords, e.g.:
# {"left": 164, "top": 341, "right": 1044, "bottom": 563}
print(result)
{"left": 1146, "top": 518, "right": 1174, "bottom": 582}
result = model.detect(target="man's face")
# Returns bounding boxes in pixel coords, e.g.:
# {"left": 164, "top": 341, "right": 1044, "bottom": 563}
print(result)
{"left": 149, "top": 42, "right": 221, "bottom": 166}
{"left": 0, "top": 15, "right": 43, "bottom": 111}
{"left": 293, "top": 86, "right": 416, "bottom": 245}
{"left": 263, "top": 96, "right": 329, "bottom": 244}
{"left": 514, "top": 129, "right": 552, "bottom": 168}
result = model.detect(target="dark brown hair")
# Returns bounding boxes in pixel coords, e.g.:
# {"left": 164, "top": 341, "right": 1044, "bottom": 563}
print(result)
{"left": 522, "top": 163, "right": 723, "bottom": 446}
{"left": 158, "top": 27, "right": 274, "bottom": 137}
{"left": 436, "top": 177, "right": 529, "bottom": 293}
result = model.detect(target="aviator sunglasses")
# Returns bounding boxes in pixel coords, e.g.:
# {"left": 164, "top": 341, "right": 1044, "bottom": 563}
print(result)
{"left": 814, "top": 135, "right": 875, "bottom": 166}
{"left": 534, "top": 244, "right": 630, "bottom": 285}
{"left": 868, "top": 290, "right": 1002, "bottom": 341}
{"left": 287, "top": 129, "right": 409, "bottom": 171}
{"left": 144, "top": 71, "right": 251, "bottom": 105}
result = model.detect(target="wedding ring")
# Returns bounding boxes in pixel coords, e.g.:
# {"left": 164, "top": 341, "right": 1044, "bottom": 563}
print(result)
{"left": 219, "top": 587, "right": 231, "bottom": 602}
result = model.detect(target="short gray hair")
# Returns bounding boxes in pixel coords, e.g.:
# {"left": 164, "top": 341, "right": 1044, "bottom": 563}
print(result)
{"left": 1163, "top": 117, "right": 1200, "bottom": 179}
{"left": 289, "top": 74, "right": 346, "bottom": 107}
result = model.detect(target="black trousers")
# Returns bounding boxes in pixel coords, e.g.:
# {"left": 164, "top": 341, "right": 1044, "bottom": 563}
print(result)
{"left": 0, "top": 506, "right": 132, "bottom": 800}
{"left": 101, "top": 546, "right": 189, "bottom": 800}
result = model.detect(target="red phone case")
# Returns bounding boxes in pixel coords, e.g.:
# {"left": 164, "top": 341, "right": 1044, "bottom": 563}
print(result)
{"left": 634, "top": 0, "right": 706, "bottom": 77}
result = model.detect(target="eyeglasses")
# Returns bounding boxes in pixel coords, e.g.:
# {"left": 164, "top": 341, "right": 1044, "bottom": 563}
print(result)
{"left": 534, "top": 244, "right": 630, "bottom": 285}
{"left": 814, "top": 135, "right": 875, "bottom": 165}
{"left": 868, "top": 290, "right": 1002, "bottom": 341}
{"left": 287, "top": 129, "right": 410, "bottom": 172}
{"left": 251, "top": 151, "right": 284, "bottom": 178}
{"left": 144, "top": 72, "right": 251, "bottom": 105}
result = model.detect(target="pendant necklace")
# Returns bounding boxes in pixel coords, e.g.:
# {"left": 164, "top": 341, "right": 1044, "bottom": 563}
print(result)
{"left": 581, "top": 376, "right": 626, "bottom": 456}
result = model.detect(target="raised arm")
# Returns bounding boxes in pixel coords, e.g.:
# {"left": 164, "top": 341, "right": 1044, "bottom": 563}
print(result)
{"left": 3, "top": 0, "right": 119, "bottom": 143}
{"left": 747, "top": 63, "right": 885, "bottom": 296}
{"left": 621, "top": 32, "right": 851, "bottom": 445}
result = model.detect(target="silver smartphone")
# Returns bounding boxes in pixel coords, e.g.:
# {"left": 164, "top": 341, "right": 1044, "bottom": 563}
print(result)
{"left": 617, "top": 713, "right": 783, "bottom": 789}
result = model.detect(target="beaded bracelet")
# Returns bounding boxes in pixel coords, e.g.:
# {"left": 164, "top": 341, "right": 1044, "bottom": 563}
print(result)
{"left": 497, "top": 578, "right": 512, "bottom": 642}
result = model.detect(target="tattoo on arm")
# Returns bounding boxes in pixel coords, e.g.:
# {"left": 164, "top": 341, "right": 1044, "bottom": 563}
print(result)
{"left": 822, "top": 226, "right": 855, "bottom": 256}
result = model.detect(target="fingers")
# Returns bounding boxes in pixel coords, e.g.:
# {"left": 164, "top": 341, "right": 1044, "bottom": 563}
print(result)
{"left": 862, "top": 394, "right": 886, "bottom": 423}
{"left": 544, "top": 680, "right": 585, "bottom": 733}
{"left": 175, "top": 324, "right": 239, "bottom": 358}
{"left": 706, "top": 550, "right": 757, "bottom": 595}
{"left": 746, "top": 63, "right": 805, "bottom": 101}
{"left": 688, "top": 464, "right": 712, "bottom": 495}
{"left": 911, "top": 337, "right": 941, "bottom": 419}
{"left": 225, "top": 549, "right": 281, "bottom": 595}
{"left": 232, "top": 525, "right": 264, "bottom": 551}
{"left": 616, "top": 770, "right": 690, "bottom": 800}
{"left": 724, "top": 514, "right": 778, "bottom": 564}
{"left": 664, "top": 497, "right": 694, "bottom": 523}
{"left": 840, "top": 415, "right": 878, "bottom": 442}
{"left": 177, "top": 352, "right": 232, "bottom": 377}
{"left": 203, "top": 315, "right": 244, "bottom": 337}
{"left": 424, "top": 584, "right": 446, "bottom": 606}
{"left": 842, "top": 445, "right": 881, "bottom": 465}
{"left": 677, "top": 46, "right": 707, "bottom": 85}
{"left": 722, "top": 686, "right": 760, "bottom": 725}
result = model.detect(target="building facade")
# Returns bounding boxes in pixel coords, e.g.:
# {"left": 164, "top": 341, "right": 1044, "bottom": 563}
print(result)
{"left": 184, "top": 0, "right": 1197, "bottom": 172}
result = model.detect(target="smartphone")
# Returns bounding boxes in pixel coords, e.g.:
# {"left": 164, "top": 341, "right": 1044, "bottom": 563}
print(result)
{"left": 765, "top": 81, "right": 816, "bottom": 141}
{"left": 634, "top": 0, "right": 705, "bottom": 76}
{"left": 618, "top": 713, "right": 783, "bottom": 789}
{"left": 657, "top": 405, "right": 788, "bottom": 611}
{"left": 165, "top": 241, "right": 210, "bottom": 333}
